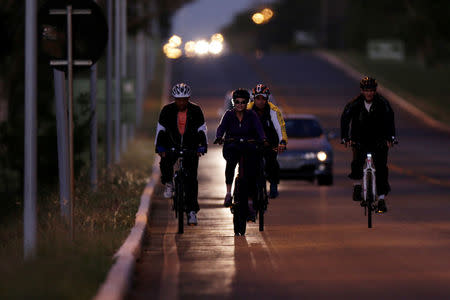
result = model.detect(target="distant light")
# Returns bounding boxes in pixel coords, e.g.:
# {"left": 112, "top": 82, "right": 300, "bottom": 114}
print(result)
{"left": 184, "top": 41, "right": 196, "bottom": 57}
{"left": 252, "top": 13, "right": 264, "bottom": 24}
{"left": 261, "top": 8, "right": 274, "bottom": 20}
{"left": 195, "top": 40, "right": 210, "bottom": 55}
{"left": 209, "top": 40, "right": 223, "bottom": 55}
{"left": 169, "top": 35, "right": 182, "bottom": 47}
{"left": 317, "top": 151, "right": 327, "bottom": 161}
{"left": 211, "top": 33, "right": 224, "bottom": 43}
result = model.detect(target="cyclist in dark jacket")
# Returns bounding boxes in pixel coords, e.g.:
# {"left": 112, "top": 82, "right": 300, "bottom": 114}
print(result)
{"left": 340, "top": 76, "right": 397, "bottom": 213}
{"left": 155, "top": 83, "right": 207, "bottom": 225}
{"left": 248, "top": 84, "right": 288, "bottom": 198}
{"left": 215, "top": 88, "right": 265, "bottom": 218}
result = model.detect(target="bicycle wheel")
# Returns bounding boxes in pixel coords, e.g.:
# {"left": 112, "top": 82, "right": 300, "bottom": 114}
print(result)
{"left": 175, "top": 176, "right": 184, "bottom": 234}
{"left": 257, "top": 181, "right": 266, "bottom": 232}
{"left": 232, "top": 178, "right": 247, "bottom": 235}
{"left": 366, "top": 172, "right": 373, "bottom": 228}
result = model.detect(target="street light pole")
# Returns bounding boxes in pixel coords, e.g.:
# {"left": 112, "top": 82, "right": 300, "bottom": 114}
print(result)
{"left": 24, "top": 0, "right": 38, "bottom": 260}
{"left": 106, "top": 0, "right": 113, "bottom": 170}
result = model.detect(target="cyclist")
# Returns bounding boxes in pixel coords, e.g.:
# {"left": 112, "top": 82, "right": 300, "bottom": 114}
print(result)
{"left": 248, "top": 84, "right": 288, "bottom": 198}
{"left": 155, "top": 83, "right": 207, "bottom": 225}
{"left": 214, "top": 88, "right": 266, "bottom": 220}
{"left": 340, "top": 76, "right": 397, "bottom": 213}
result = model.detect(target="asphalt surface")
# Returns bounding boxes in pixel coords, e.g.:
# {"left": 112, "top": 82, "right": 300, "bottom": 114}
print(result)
{"left": 128, "top": 52, "right": 450, "bottom": 300}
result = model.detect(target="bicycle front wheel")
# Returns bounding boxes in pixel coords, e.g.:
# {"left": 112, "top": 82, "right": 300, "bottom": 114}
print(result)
{"left": 175, "top": 177, "right": 184, "bottom": 234}
{"left": 366, "top": 172, "right": 373, "bottom": 228}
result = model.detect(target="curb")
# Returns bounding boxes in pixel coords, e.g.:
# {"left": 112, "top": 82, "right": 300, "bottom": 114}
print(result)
{"left": 93, "top": 58, "right": 171, "bottom": 300}
{"left": 315, "top": 50, "right": 450, "bottom": 134}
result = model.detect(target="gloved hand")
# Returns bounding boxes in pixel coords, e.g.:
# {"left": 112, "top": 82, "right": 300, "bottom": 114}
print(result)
{"left": 197, "top": 146, "right": 207, "bottom": 156}
{"left": 156, "top": 146, "right": 166, "bottom": 157}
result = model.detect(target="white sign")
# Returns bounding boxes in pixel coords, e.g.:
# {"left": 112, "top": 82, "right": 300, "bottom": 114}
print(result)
{"left": 367, "top": 40, "right": 405, "bottom": 61}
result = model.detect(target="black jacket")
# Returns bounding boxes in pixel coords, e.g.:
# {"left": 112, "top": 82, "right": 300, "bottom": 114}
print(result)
{"left": 340, "top": 94, "right": 396, "bottom": 145}
{"left": 155, "top": 102, "right": 207, "bottom": 152}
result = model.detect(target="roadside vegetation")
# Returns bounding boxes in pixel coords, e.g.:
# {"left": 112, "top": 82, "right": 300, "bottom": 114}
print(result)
{"left": 0, "top": 53, "right": 164, "bottom": 300}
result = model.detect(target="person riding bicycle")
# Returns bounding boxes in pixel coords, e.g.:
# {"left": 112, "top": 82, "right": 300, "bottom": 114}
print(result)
{"left": 340, "top": 76, "right": 397, "bottom": 213}
{"left": 155, "top": 83, "right": 208, "bottom": 225}
{"left": 248, "top": 84, "right": 288, "bottom": 198}
{"left": 214, "top": 88, "right": 266, "bottom": 220}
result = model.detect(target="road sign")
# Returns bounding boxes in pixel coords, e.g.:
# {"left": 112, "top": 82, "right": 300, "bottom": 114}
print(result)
{"left": 39, "top": 0, "right": 108, "bottom": 67}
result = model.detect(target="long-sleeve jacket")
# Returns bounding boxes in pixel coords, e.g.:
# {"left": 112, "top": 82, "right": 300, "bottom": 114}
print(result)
{"left": 155, "top": 101, "right": 207, "bottom": 152}
{"left": 248, "top": 101, "right": 288, "bottom": 146}
{"left": 216, "top": 109, "right": 266, "bottom": 142}
{"left": 340, "top": 93, "right": 396, "bottom": 145}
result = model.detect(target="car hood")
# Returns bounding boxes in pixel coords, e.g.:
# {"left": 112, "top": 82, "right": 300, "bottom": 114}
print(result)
{"left": 285, "top": 136, "right": 331, "bottom": 152}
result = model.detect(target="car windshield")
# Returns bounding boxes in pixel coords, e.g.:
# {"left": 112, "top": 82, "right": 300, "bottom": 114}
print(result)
{"left": 285, "top": 118, "right": 323, "bottom": 138}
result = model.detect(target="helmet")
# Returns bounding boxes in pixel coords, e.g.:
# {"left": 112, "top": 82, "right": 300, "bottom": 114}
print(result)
{"left": 252, "top": 84, "right": 270, "bottom": 99}
{"left": 360, "top": 76, "right": 377, "bottom": 90}
{"left": 231, "top": 88, "right": 250, "bottom": 106}
{"left": 172, "top": 83, "right": 191, "bottom": 98}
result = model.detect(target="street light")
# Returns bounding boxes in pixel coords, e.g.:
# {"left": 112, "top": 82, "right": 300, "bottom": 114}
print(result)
{"left": 252, "top": 12, "right": 264, "bottom": 24}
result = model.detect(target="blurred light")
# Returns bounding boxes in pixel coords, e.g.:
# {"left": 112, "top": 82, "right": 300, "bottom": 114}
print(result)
{"left": 165, "top": 47, "right": 182, "bottom": 59}
{"left": 184, "top": 41, "right": 196, "bottom": 57}
{"left": 168, "top": 35, "right": 182, "bottom": 47}
{"left": 211, "top": 33, "right": 224, "bottom": 43}
{"left": 195, "top": 40, "right": 210, "bottom": 55}
{"left": 317, "top": 151, "right": 327, "bottom": 161}
{"left": 261, "top": 8, "right": 274, "bottom": 20}
{"left": 209, "top": 40, "right": 223, "bottom": 55}
{"left": 252, "top": 13, "right": 264, "bottom": 24}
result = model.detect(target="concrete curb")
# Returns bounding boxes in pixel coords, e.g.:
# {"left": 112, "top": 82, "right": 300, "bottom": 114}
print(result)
{"left": 315, "top": 50, "right": 450, "bottom": 134}
{"left": 93, "top": 58, "right": 171, "bottom": 300}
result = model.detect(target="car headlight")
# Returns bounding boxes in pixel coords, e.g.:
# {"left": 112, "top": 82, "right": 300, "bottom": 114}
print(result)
{"left": 317, "top": 151, "right": 327, "bottom": 161}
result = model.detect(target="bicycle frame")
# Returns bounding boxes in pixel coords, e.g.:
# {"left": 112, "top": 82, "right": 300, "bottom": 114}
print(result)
{"left": 362, "top": 153, "right": 377, "bottom": 228}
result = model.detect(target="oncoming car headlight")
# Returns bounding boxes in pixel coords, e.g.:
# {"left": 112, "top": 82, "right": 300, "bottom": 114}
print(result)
{"left": 317, "top": 151, "right": 327, "bottom": 161}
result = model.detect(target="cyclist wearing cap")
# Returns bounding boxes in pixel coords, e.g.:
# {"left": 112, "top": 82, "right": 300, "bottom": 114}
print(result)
{"left": 155, "top": 83, "right": 208, "bottom": 225}
{"left": 340, "top": 76, "right": 397, "bottom": 213}
{"left": 214, "top": 88, "right": 266, "bottom": 217}
{"left": 248, "top": 84, "right": 288, "bottom": 198}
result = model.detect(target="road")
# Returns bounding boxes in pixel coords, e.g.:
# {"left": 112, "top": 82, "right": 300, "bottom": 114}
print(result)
{"left": 127, "top": 52, "right": 450, "bottom": 300}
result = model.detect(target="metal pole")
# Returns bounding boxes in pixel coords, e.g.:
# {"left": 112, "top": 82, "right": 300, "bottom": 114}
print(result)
{"left": 136, "top": 30, "right": 144, "bottom": 126}
{"left": 67, "top": 4, "right": 75, "bottom": 240}
{"left": 114, "top": 0, "right": 121, "bottom": 163}
{"left": 106, "top": 0, "right": 113, "bottom": 170}
{"left": 24, "top": 0, "right": 37, "bottom": 260}
{"left": 54, "top": 69, "right": 70, "bottom": 218}
{"left": 90, "top": 63, "right": 98, "bottom": 191}
{"left": 121, "top": 0, "right": 127, "bottom": 78}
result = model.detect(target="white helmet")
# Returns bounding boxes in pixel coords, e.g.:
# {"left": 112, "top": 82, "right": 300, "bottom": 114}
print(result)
{"left": 172, "top": 83, "right": 191, "bottom": 98}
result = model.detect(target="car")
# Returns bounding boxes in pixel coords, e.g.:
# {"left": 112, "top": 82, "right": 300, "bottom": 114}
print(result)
{"left": 278, "top": 114, "right": 333, "bottom": 185}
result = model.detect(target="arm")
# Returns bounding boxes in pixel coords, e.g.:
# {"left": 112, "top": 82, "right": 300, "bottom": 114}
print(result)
{"left": 155, "top": 106, "right": 168, "bottom": 154}
{"left": 340, "top": 101, "right": 353, "bottom": 147}
{"left": 216, "top": 110, "right": 229, "bottom": 139}
{"left": 196, "top": 107, "right": 208, "bottom": 154}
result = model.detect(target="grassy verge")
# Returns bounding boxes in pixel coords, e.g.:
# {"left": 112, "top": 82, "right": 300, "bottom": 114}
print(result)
{"left": 331, "top": 50, "right": 450, "bottom": 126}
{"left": 0, "top": 52, "right": 165, "bottom": 300}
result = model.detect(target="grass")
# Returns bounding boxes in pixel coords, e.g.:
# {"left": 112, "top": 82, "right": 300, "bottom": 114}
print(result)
{"left": 331, "top": 50, "right": 450, "bottom": 125}
{"left": 0, "top": 52, "right": 165, "bottom": 300}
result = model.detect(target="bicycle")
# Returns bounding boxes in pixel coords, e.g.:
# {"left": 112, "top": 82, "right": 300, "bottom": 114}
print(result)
{"left": 344, "top": 139, "right": 397, "bottom": 228}
{"left": 218, "top": 138, "right": 268, "bottom": 235}
{"left": 169, "top": 147, "right": 197, "bottom": 234}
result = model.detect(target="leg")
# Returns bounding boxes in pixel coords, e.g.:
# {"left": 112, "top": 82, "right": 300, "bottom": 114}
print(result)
{"left": 350, "top": 146, "right": 365, "bottom": 201}
{"left": 374, "top": 146, "right": 391, "bottom": 196}
{"left": 160, "top": 153, "right": 177, "bottom": 185}
{"left": 184, "top": 156, "right": 200, "bottom": 213}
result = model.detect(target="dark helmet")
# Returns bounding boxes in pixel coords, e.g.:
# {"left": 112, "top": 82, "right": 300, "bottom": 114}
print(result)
{"left": 360, "top": 76, "right": 377, "bottom": 90}
{"left": 231, "top": 88, "right": 250, "bottom": 106}
{"left": 172, "top": 83, "right": 191, "bottom": 98}
{"left": 252, "top": 83, "right": 270, "bottom": 99}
